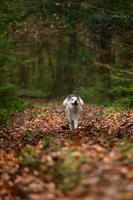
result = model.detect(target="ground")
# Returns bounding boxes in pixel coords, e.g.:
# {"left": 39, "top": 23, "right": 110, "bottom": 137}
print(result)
{"left": 0, "top": 100, "right": 133, "bottom": 200}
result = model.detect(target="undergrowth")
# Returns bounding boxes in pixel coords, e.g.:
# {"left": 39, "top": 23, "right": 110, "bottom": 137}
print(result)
{"left": 0, "top": 97, "right": 27, "bottom": 125}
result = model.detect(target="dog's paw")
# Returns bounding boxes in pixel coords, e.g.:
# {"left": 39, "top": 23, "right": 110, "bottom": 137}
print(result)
{"left": 61, "top": 125, "right": 69, "bottom": 130}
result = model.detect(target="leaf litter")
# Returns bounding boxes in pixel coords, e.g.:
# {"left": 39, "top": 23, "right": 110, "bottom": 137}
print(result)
{"left": 0, "top": 101, "right": 133, "bottom": 200}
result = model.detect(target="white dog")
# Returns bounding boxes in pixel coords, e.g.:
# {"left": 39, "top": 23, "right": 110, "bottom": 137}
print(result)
{"left": 63, "top": 94, "right": 84, "bottom": 130}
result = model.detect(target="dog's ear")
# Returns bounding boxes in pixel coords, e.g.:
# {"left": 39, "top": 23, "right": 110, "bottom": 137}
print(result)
{"left": 79, "top": 97, "right": 84, "bottom": 105}
{"left": 63, "top": 97, "right": 68, "bottom": 106}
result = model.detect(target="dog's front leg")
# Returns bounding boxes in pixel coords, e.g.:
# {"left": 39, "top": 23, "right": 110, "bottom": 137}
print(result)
{"left": 74, "top": 120, "right": 78, "bottom": 129}
{"left": 69, "top": 120, "right": 74, "bottom": 130}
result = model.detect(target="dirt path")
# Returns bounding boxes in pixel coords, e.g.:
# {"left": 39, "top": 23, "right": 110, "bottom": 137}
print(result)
{"left": 0, "top": 101, "right": 133, "bottom": 200}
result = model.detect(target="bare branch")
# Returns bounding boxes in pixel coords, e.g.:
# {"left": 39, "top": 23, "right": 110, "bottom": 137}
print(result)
{"left": 94, "top": 61, "right": 114, "bottom": 71}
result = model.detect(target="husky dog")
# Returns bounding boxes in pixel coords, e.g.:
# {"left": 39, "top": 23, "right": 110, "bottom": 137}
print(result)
{"left": 63, "top": 94, "right": 84, "bottom": 130}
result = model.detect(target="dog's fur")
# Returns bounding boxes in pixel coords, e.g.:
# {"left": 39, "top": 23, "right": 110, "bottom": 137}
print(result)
{"left": 63, "top": 94, "right": 84, "bottom": 130}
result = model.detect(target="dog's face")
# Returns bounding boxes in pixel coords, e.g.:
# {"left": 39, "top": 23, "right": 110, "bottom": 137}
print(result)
{"left": 63, "top": 94, "right": 84, "bottom": 108}
{"left": 68, "top": 96, "right": 79, "bottom": 106}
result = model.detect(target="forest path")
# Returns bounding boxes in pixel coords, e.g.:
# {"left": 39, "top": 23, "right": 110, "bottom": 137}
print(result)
{"left": 0, "top": 100, "right": 133, "bottom": 200}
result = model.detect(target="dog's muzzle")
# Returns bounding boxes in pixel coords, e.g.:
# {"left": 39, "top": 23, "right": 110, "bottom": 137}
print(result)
{"left": 72, "top": 100, "right": 78, "bottom": 105}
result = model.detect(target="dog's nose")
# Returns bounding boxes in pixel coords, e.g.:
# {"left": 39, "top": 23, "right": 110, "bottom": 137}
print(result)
{"left": 74, "top": 100, "right": 78, "bottom": 105}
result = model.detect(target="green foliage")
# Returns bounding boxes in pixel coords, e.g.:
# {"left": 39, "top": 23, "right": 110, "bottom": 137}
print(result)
{"left": 0, "top": 2, "right": 24, "bottom": 124}
{"left": 112, "top": 69, "right": 133, "bottom": 107}
{"left": 0, "top": 98, "right": 27, "bottom": 125}
{"left": 18, "top": 89, "right": 51, "bottom": 98}
{"left": 0, "top": 108, "right": 8, "bottom": 124}
{"left": 116, "top": 140, "right": 133, "bottom": 158}
{"left": 0, "top": 0, "right": 132, "bottom": 108}
{"left": 113, "top": 97, "right": 133, "bottom": 108}
{"left": 0, "top": 83, "right": 16, "bottom": 97}
{"left": 77, "top": 86, "right": 94, "bottom": 102}
{"left": 0, "top": 98, "right": 25, "bottom": 110}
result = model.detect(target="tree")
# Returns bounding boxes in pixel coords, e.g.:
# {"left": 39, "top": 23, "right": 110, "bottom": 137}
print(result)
{"left": 0, "top": 0, "right": 132, "bottom": 106}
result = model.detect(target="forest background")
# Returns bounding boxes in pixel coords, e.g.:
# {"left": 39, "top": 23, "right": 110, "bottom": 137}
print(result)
{"left": 0, "top": 0, "right": 133, "bottom": 124}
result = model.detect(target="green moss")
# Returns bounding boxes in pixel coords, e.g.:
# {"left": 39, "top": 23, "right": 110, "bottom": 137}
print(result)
{"left": 116, "top": 140, "right": 133, "bottom": 158}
